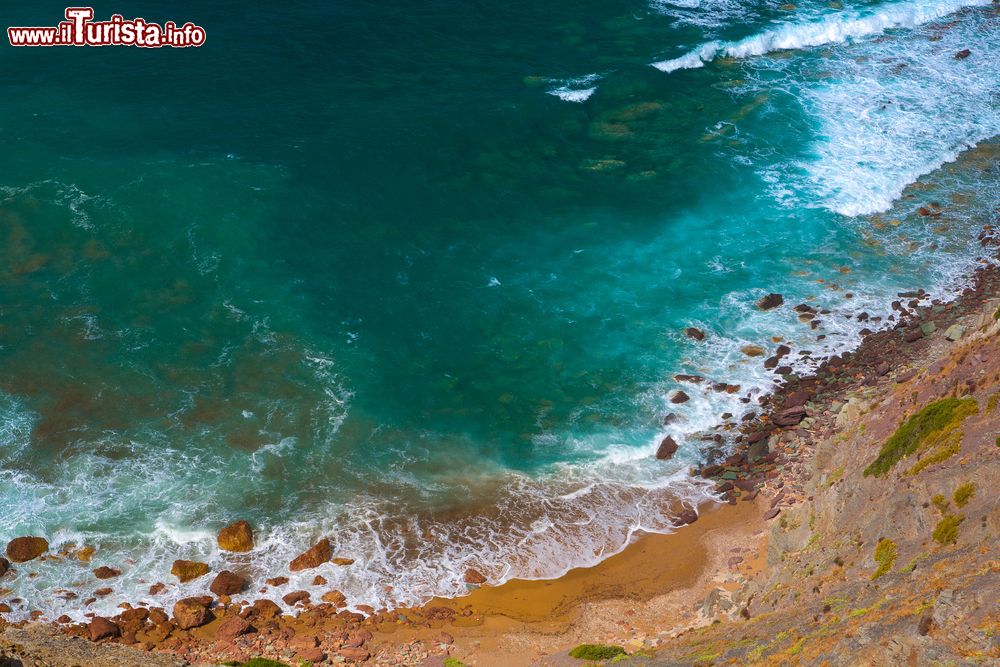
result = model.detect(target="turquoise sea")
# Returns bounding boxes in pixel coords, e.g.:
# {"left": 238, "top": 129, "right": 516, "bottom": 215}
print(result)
{"left": 1, "top": 0, "right": 998, "bottom": 617}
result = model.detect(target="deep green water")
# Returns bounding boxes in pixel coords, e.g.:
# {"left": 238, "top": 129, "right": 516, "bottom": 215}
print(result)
{"left": 0, "top": 0, "right": 998, "bottom": 616}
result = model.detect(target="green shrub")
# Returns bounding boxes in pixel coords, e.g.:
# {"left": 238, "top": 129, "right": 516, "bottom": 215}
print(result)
{"left": 932, "top": 514, "right": 965, "bottom": 545}
{"left": 569, "top": 644, "right": 627, "bottom": 660}
{"left": 864, "top": 398, "right": 977, "bottom": 477}
{"left": 444, "top": 659, "right": 467, "bottom": 667}
{"left": 871, "top": 538, "right": 897, "bottom": 580}
{"left": 931, "top": 494, "right": 949, "bottom": 513}
{"left": 953, "top": 482, "right": 975, "bottom": 508}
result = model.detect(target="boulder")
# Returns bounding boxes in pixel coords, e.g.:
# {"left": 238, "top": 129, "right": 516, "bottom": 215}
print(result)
{"left": 148, "top": 582, "right": 166, "bottom": 596}
{"left": 339, "top": 647, "right": 370, "bottom": 662}
{"left": 670, "top": 390, "right": 690, "bottom": 404}
{"left": 747, "top": 439, "right": 769, "bottom": 463}
{"left": 148, "top": 608, "right": 169, "bottom": 625}
{"left": 655, "top": 436, "right": 678, "bottom": 461}
{"left": 172, "top": 597, "right": 214, "bottom": 630}
{"left": 757, "top": 293, "right": 784, "bottom": 310}
{"left": 171, "top": 559, "right": 209, "bottom": 583}
{"left": 115, "top": 608, "right": 149, "bottom": 633}
{"left": 675, "top": 509, "right": 699, "bottom": 526}
{"left": 298, "top": 648, "right": 327, "bottom": 663}
{"left": 741, "top": 344, "right": 765, "bottom": 357}
{"left": 684, "top": 327, "right": 706, "bottom": 341}
{"left": 331, "top": 557, "right": 355, "bottom": 566}
{"left": 265, "top": 576, "right": 289, "bottom": 586}
{"left": 87, "top": 617, "right": 120, "bottom": 642}
{"left": 209, "top": 570, "right": 247, "bottom": 597}
{"left": 321, "top": 590, "right": 347, "bottom": 606}
{"left": 6, "top": 536, "right": 48, "bottom": 563}
{"left": 954, "top": 48, "right": 971, "bottom": 59}
{"left": 0, "top": 557, "right": 9, "bottom": 577}
{"left": 243, "top": 598, "right": 282, "bottom": 621}
{"left": 772, "top": 406, "right": 807, "bottom": 427}
{"left": 463, "top": 568, "right": 487, "bottom": 584}
{"left": 944, "top": 324, "right": 965, "bottom": 341}
{"left": 282, "top": 590, "right": 310, "bottom": 606}
{"left": 289, "top": 538, "right": 331, "bottom": 571}
{"left": 217, "top": 520, "right": 254, "bottom": 553}
{"left": 216, "top": 613, "right": 255, "bottom": 640}
{"left": 93, "top": 566, "right": 121, "bottom": 580}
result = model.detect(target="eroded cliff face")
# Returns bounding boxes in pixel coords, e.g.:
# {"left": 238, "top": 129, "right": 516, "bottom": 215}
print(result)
{"left": 652, "top": 299, "right": 1000, "bottom": 666}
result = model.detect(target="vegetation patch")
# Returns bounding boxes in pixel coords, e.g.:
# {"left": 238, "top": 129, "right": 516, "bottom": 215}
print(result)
{"left": 953, "top": 482, "right": 975, "bottom": 508}
{"left": 932, "top": 514, "right": 965, "bottom": 545}
{"left": 931, "top": 494, "right": 949, "bottom": 513}
{"left": 569, "top": 644, "right": 627, "bottom": 660}
{"left": 444, "top": 659, "right": 467, "bottom": 667}
{"left": 864, "top": 398, "right": 977, "bottom": 477}
{"left": 220, "top": 660, "right": 291, "bottom": 667}
{"left": 871, "top": 539, "right": 897, "bottom": 580}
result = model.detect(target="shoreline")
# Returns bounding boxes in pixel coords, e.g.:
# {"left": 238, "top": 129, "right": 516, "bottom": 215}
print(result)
{"left": 3, "top": 227, "right": 1000, "bottom": 664}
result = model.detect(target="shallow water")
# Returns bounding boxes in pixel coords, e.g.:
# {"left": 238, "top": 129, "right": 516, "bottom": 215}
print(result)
{"left": 0, "top": 0, "right": 998, "bottom": 618}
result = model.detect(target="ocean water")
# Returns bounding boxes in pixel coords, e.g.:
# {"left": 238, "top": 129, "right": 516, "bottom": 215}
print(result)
{"left": 0, "top": 0, "right": 998, "bottom": 619}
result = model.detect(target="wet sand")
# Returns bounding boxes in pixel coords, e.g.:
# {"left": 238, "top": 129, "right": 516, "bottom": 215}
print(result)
{"left": 384, "top": 497, "right": 767, "bottom": 665}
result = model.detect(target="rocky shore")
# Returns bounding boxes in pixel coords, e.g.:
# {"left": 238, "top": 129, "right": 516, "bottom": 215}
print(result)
{"left": 3, "top": 239, "right": 1000, "bottom": 665}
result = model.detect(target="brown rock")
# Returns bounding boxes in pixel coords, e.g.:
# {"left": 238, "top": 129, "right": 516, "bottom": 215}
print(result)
{"left": 772, "top": 406, "right": 807, "bottom": 427}
{"left": 655, "top": 436, "right": 679, "bottom": 461}
{"left": 954, "top": 48, "right": 971, "bottom": 60}
{"left": 321, "top": 590, "right": 347, "bottom": 607}
{"left": 93, "top": 566, "right": 121, "bottom": 580}
{"left": 115, "top": 608, "right": 149, "bottom": 632}
{"left": 217, "top": 520, "right": 254, "bottom": 553}
{"left": 289, "top": 538, "right": 331, "bottom": 571}
{"left": 0, "top": 557, "right": 9, "bottom": 577}
{"left": 311, "top": 575, "right": 327, "bottom": 586}
{"left": 918, "top": 612, "right": 933, "bottom": 635}
{"left": 265, "top": 576, "right": 289, "bottom": 586}
{"left": 172, "top": 597, "right": 214, "bottom": 630}
{"left": 87, "top": 617, "right": 120, "bottom": 641}
{"left": 94, "top": 587, "right": 113, "bottom": 597}
{"left": 298, "top": 647, "right": 326, "bottom": 663}
{"left": 210, "top": 570, "right": 247, "bottom": 597}
{"left": 763, "top": 507, "right": 781, "bottom": 520}
{"left": 243, "top": 598, "right": 282, "bottom": 621}
{"left": 670, "top": 390, "right": 690, "bottom": 404}
{"left": 171, "top": 559, "right": 209, "bottom": 583}
{"left": 331, "top": 557, "right": 355, "bottom": 566}
{"left": 216, "top": 613, "right": 255, "bottom": 639}
{"left": 6, "top": 536, "right": 48, "bottom": 563}
{"left": 757, "top": 293, "right": 784, "bottom": 310}
{"left": 74, "top": 546, "right": 96, "bottom": 563}
{"left": 685, "top": 327, "right": 706, "bottom": 341}
{"left": 339, "top": 647, "right": 370, "bottom": 662}
{"left": 148, "top": 608, "right": 169, "bottom": 625}
{"left": 0, "top": 603, "right": 11, "bottom": 613}
{"left": 675, "top": 509, "right": 699, "bottom": 526}
{"left": 437, "top": 631, "right": 455, "bottom": 645}
{"left": 148, "top": 582, "right": 166, "bottom": 596}
{"left": 741, "top": 344, "right": 765, "bottom": 357}
{"left": 463, "top": 568, "right": 487, "bottom": 584}
{"left": 282, "top": 590, "right": 311, "bottom": 606}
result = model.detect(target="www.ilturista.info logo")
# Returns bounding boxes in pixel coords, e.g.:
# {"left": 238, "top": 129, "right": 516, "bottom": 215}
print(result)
{"left": 8, "top": 7, "right": 206, "bottom": 47}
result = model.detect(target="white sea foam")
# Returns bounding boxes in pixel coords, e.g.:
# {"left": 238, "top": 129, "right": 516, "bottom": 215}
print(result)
{"left": 545, "top": 74, "right": 602, "bottom": 103}
{"left": 652, "top": 0, "right": 992, "bottom": 72}
{"left": 738, "top": 3, "right": 1000, "bottom": 216}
